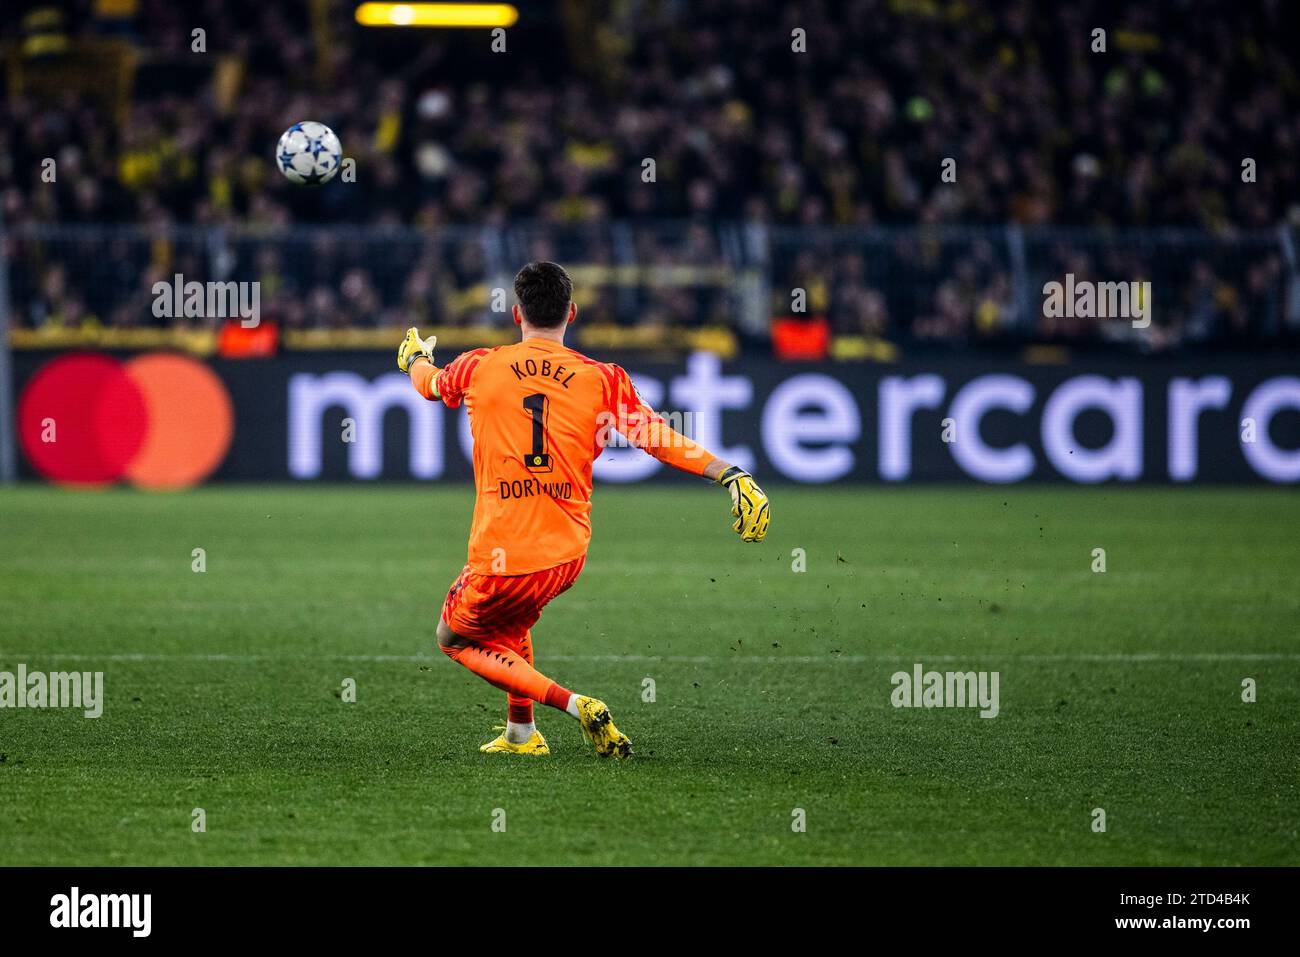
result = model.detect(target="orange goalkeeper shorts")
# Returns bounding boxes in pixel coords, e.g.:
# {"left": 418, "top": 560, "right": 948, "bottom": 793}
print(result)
{"left": 440, "top": 554, "right": 587, "bottom": 644}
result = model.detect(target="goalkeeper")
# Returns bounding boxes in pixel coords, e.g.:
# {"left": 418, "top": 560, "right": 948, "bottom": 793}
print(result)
{"left": 398, "top": 262, "right": 770, "bottom": 759}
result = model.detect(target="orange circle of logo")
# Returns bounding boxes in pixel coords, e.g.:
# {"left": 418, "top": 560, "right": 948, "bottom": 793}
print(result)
{"left": 121, "top": 354, "right": 234, "bottom": 489}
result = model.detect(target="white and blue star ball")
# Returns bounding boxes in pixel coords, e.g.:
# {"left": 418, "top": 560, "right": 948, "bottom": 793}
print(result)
{"left": 276, "top": 121, "right": 342, "bottom": 185}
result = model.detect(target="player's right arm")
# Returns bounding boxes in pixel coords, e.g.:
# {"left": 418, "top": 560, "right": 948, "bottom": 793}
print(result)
{"left": 709, "top": 460, "right": 770, "bottom": 543}
{"left": 603, "top": 363, "right": 770, "bottom": 542}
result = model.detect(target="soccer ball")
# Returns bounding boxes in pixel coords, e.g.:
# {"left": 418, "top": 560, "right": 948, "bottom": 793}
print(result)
{"left": 276, "top": 121, "right": 342, "bottom": 185}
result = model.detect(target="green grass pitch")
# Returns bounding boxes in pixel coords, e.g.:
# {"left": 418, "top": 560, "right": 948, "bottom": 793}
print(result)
{"left": 0, "top": 484, "right": 1296, "bottom": 866}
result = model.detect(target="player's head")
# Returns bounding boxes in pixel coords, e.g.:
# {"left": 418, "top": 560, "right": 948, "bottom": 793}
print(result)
{"left": 513, "top": 261, "right": 576, "bottom": 329}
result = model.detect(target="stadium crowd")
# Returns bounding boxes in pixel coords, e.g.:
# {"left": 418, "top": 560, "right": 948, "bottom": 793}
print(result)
{"left": 2, "top": 0, "right": 1297, "bottom": 351}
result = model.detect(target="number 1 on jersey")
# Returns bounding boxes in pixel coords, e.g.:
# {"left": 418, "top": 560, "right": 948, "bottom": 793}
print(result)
{"left": 523, "top": 392, "right": 553, "bottom": 472}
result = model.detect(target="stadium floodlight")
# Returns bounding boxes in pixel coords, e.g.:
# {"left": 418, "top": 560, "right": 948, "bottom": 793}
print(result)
{"left": 354, "top": 3, "right": 519, "bottom": 27}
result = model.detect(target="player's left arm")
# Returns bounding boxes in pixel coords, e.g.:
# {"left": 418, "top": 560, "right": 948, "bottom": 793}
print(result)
{"left": 409, "top": 359, "right": 440, "bottom": 399}
{"left": 398, "top": 327, "right": 439, "bottom": 393}
{"left": 399, "top": 328, "right": 486, "bottom": 408}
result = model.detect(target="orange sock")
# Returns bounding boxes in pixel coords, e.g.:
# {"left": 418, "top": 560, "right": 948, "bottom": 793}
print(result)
{"left": 507, "top": 631, "right": 534, "bottom": 725}
{"left": 442, "top": 638, "right": 573, "bottom": 712}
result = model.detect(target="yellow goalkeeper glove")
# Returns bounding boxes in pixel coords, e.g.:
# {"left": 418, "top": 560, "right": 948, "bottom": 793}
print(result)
{"left": 717, "top": 466, "right": 770, "bottom": 543}
{"left": 397, "top": 327, "right": 437, "bottom": 374}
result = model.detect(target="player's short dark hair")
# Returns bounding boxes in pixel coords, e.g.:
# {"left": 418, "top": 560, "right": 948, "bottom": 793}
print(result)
{"left": 513, "top": 262, "right": 573, "bottom": 328}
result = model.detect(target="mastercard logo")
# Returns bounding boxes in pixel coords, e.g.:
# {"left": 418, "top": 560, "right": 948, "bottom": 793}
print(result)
{"left": 18, "top": 352, "right": 234, "bottom": 489}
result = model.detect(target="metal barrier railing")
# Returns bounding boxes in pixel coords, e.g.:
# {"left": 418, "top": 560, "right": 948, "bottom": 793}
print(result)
{"left": 2, "top": 221, "right": 1297, "bottom": 347}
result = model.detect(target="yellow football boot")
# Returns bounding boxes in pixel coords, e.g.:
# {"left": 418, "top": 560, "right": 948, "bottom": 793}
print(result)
{"left": 575, "top": 696, "right": 632, "bottom": 759}
{"left": 479, "top": 729, "right": 550, "bottom": 755}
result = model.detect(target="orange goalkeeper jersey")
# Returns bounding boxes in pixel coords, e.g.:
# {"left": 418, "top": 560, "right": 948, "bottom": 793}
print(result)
{"left": 411, "top": 337, "right": 713, "bottom": 575}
